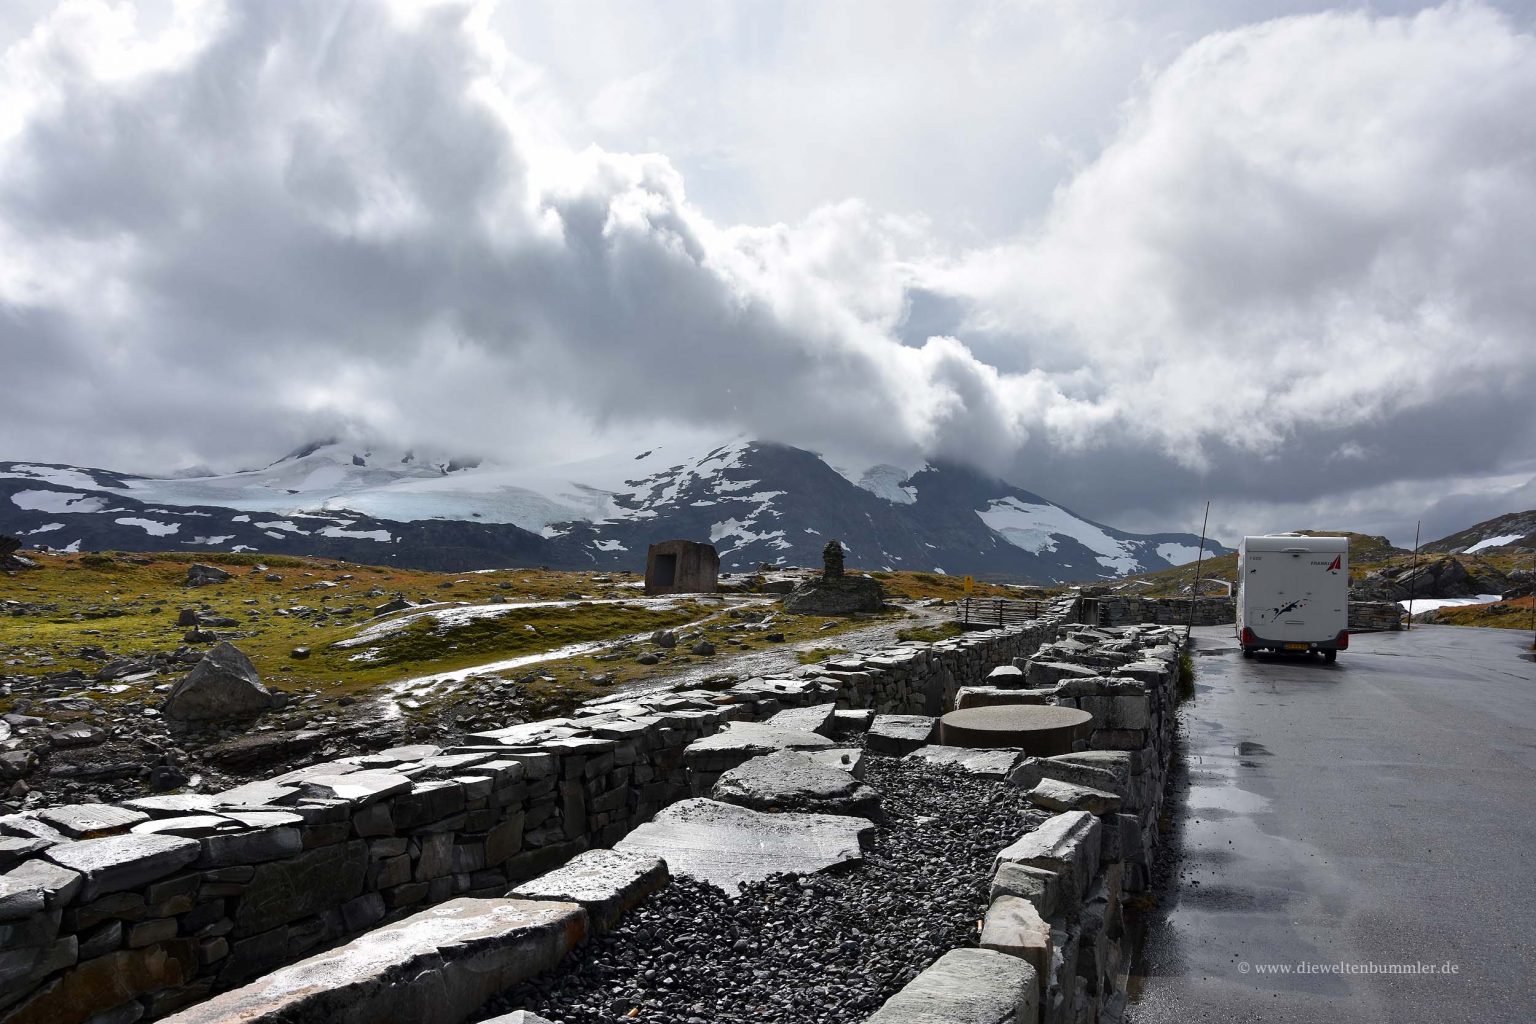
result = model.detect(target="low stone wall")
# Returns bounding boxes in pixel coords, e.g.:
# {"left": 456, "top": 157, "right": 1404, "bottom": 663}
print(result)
{"left": 0, "top": 621, "right": 1065, "bottom": 1024}
{"left": 1348, "top": 600, "right": 1403, "bottom": 632}
{"left": 1094, "top": 597, "right": 1233, "bottom": 628}
{"left": 868, "top": 623, "right": 1184, "bottom": 1024}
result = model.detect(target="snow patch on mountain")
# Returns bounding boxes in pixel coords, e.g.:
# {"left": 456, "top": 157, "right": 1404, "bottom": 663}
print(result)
{"left": 857, "top": 464, "right": 919, "bottom": 505}
{"left": 115, "top": 517, "right": 180, "bottom": 537}
{"left": 1156, "top": 542, "right": 1206, "bottom": 566}
{"left": 979, "top": 496, "right": 1141, "bottom": 574}
{"left": 1465, "top": 533, "right": 1523, "bottom": 554}
{"left": 12, "top": 490, "right": 108, "bottom": 514}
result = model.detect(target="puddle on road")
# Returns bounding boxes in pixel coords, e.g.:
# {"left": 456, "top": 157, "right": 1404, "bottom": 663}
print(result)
{"left": 1236, "top": 741, "right": 1272, "bottom": 756}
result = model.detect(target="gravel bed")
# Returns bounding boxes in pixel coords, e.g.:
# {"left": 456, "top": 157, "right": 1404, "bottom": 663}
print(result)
{"left": 483, "top": 754, "right": 1046, "bottom": 1024}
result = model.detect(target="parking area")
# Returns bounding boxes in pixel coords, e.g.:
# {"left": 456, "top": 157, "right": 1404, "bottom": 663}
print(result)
{"left": 1126, "top": 624, "right": 1536, "bottom": 1024}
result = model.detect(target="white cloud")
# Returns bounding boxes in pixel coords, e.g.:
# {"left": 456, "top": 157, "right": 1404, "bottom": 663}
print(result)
{"left": 0, "top": 0, "right": 1532, "bottom": 546}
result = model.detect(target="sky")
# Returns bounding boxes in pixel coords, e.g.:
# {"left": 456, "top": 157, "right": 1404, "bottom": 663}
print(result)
{"left": 1, "top": 0, "right": 1533, "bottom": 548}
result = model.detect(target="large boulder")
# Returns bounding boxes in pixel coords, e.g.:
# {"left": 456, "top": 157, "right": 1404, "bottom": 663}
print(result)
{"left": 163, "top": 642, "right": 279, "bottom": 722}
{"left": 782, "top": 574, "right": 885, "bottom": 615}
{"left": 185, "top": 563, "right": 232, "bottom": 587}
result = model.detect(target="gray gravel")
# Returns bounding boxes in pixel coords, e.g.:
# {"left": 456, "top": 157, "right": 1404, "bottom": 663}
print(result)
{"left": 485, "top": 754, "right": 1046, "bottom": 1024}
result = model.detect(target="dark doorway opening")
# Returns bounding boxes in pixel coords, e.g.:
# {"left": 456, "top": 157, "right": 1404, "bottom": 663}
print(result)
{"left": 653, "top": 553, "right": 677, "bottom": 588}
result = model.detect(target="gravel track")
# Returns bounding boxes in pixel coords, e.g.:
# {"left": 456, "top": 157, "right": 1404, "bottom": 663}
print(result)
{"left": 485, "top": 755, "right": 1045, "bottom": 1024}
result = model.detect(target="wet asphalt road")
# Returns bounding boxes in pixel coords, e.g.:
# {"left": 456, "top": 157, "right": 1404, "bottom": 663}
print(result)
{"left": 1126, "top": 624, "right": 1536, "bottom": 1024}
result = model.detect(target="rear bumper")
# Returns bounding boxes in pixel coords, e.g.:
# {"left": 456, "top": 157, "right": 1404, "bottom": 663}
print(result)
{"left": 1241, "top": 628, "right": 1348, "bottom": 653}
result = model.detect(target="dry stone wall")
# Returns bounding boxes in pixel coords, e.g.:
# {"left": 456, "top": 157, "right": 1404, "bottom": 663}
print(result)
{"left": 869, "top": 622, "right": 1184, "bottom": 1024}
{"left": 0, "top": 619, "right": 1068, "bottom": 1024}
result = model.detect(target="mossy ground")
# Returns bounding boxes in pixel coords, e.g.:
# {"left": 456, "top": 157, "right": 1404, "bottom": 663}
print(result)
{"left": 1426, "top": 595, "right": 1535, "bottom": 631}
{"left": 0, "top": 551, "right": 932, "bottom": 716}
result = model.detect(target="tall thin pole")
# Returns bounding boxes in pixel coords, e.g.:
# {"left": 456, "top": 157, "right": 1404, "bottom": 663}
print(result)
{"left": 1185, "top": 500, "right": 1211, "bottom": 643}
{"left": 1405, "top": 520, "right": 1421, "bottom": 631}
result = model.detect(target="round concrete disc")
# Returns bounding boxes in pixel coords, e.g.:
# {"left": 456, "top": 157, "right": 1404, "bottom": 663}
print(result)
{"left": 938, "top": 705, "right": 1093, "bottom": 755}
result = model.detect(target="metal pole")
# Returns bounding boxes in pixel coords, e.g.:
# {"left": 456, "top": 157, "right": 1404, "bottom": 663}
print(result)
{"left": 1185, "top": 500, "right": 1211, "bottom": 643}
{"left": 1405, "top": 520, "right": 1421, "bottom": 631}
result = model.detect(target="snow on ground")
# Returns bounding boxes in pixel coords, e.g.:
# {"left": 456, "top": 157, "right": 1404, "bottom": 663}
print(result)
{"left": 319, "top": 525, "right": 391, "bottom": 542}
{"left": 333, "top": 596, "right": 689, "bottom": 650}
{"left": 114, "top": 517, "right": 180, "bottom": 537}
{"left": 187, "top": 535, "right": 234, "bottom": 545}
{"left": 24, "top": 523, "right": 64, "bottom": 534}
{"left": 1156, "top": 542, "right": 1206, "bottom": 566}
{"left": 979, "top": 497, "right": 1141, "bottom": 574}
{"left": 374, "top": 601, "right": 763, "bottom": 717}
{"left": 11, "top": 490, "right": 108, "bottom": 514}
{"left": 1464, "top": 534, "right": 1523, "bottom": 554}
{"left": 1399, "top": 594, "right": 1504, "bottom": 613}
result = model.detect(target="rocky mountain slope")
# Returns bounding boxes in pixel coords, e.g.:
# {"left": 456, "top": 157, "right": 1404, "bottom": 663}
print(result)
{"left": 0, "top": 440, "right": 1227, "bottom": 581}
{"left": 1422, "top": 509, "right": 1536, "bottom": 555}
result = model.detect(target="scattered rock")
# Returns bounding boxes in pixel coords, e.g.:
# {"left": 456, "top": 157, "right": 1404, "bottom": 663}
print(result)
{"left": 185, "top": 563, "right": 232, "bottom": 587}
{"left": 162, "top": 642, "right": 280, "bottom": 722}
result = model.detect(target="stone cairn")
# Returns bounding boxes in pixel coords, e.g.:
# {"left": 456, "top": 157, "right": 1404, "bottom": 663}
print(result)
{"left": 782, "top": 539, "right": 884, "bottom": 615}
{"left": 822, "top": 539, "right": 845, "bottom": 578}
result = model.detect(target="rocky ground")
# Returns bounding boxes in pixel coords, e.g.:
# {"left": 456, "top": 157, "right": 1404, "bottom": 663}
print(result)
{"left": 485, "top": 753, "right": 1044, "bottom": 1024}
{"left": 0, "top": 563, "right": 957, "bottom": 813}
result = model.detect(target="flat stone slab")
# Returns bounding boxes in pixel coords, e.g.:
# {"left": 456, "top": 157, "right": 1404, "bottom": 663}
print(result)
{"left": 615, "top": 799, "right": 873, "bottom": 891}
{"left": 804, "top": 747, "right": 865, "bottom": 779}
{"left": 510, "top": 849, "right": 668, "bottom": 932}
{"left": 1006, "top": 756, "right": 1126, "bottom": 798}
{"left": 161, "top": 898, "right": 585, "bottom": 1024}
{"left": 904, "top": 745, "right": 1023, "bottom": 780}
{"left": 986, "top": 665, "right": 1026, "bottom": 687}
{"left": 939, "top": 706, "right": 1092, "bottom": 755}
{"left": 711, "top": 750, "right": 883, "bottom": 817}
{"left": 866, "top": 947, "right": 1037, "bottom": 1024}
{"left": 686, "top": 722, "right": 834, "bottom": 757}
{"left": 994, "top": 811, "right": 1101, "bottom": 903}
{"left": 866, "top": 715, "right": 937, "bottom": 755}
{"left": 766, "top": 702, "right": 838, "bottom": 736}
{"left": 36, "top": 803, "right": 148, "bottom": 839}
{"left": 130, "top": 814, "right": 240, "bottom": 838}
{"left": 684, "top": 722, "right": 834, "bottom": 773}
{"left": 980, "top": 894, "right": 1053, "bottom": 988}
{"left": 42, "top": 833, "right": 200, "bottom": 900}
{"left": 1024, "top": 778, "right": 1123, "bottom": 816}
{"left": 299, "top": 770, "right": 413, "bottom": 806}
{"left": 955, "top": 686, "right": 1057, "bottom": 711}
{"left": 832, "top": 709, "right": 874, "bottom": 733}
{"left": 123, "top": 794, "right": 223, "bottom": 818}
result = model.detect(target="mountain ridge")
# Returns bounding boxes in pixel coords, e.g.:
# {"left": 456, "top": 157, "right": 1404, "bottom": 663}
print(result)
{"left": 0, "top": 440, "right": 1229, "bottom": 581}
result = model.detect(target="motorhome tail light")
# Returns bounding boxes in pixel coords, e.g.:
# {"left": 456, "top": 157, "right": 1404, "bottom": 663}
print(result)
{"left": 1336, "top": 629, "right": 1350, "bottom": 650}
{"left": 1240, "top": 627, "right": 1256, "bottom": 647}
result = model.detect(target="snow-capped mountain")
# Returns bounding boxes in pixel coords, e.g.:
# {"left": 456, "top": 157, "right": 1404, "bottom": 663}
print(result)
{"left": 0, "top": 440, "right": 1228, "bottom": 581}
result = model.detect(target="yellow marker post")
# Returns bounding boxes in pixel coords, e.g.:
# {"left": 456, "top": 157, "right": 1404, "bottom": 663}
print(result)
{"left": 963, "top": 575, "right": 974, "bottom": 595}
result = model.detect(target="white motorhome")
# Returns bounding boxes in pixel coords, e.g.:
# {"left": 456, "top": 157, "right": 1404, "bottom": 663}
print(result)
{"left": 1236, "top": 534, "right": 1350, "bottom": 661}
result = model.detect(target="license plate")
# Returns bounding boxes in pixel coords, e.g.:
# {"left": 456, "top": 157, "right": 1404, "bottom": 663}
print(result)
{"left": 1284, "top": 643, "right": 1308, "bottom": 651}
